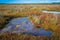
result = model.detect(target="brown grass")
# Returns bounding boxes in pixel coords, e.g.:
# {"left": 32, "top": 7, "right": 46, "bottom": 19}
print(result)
{"left": 0, "top": 33, "right": 59, "bottom": 40}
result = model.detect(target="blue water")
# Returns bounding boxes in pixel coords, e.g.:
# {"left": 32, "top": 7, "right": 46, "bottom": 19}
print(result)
{"left": 1, "top": 17, "right": 53, "bottom": 36}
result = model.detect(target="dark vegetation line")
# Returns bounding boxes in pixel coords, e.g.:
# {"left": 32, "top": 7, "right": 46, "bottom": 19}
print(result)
{"left": 0, "top": 3, "right": 60, "bottom": 5}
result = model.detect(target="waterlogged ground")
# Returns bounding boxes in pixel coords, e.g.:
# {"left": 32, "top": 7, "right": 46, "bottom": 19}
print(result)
{"left": 0, "top": 4, "right": 60, "bottom": 40}
{"left": 1, "top": 17, "right": 53, "bottom": 37}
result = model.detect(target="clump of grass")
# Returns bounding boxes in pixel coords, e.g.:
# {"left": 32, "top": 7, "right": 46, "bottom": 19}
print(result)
{"left": 0, "top": 33, "right": 60, "bottom": 40}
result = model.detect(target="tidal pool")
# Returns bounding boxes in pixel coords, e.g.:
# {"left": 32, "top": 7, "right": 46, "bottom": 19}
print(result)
{"left": 1, "top": 17, "right": 53, "bottom": 36}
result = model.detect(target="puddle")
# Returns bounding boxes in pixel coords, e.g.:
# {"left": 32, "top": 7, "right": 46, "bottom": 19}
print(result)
{"left": 1, "top": 17, "right": 53, "bottom": 36}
